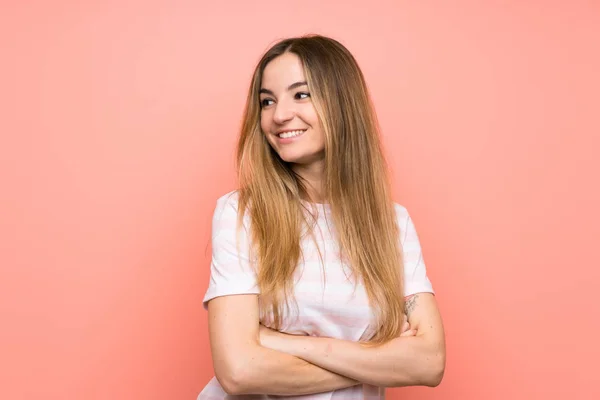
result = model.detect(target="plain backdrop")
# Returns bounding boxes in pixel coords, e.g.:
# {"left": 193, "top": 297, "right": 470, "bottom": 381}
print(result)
{"left": 1, "top": 1, "right": 599, "bottom": 399}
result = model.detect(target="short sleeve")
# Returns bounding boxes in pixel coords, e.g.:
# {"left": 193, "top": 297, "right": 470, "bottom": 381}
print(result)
{"left": 395, "top": 204, "right": 435, "bottom": 297}
{"left": 202, "top": 192, "right": 260, "bottom": 309}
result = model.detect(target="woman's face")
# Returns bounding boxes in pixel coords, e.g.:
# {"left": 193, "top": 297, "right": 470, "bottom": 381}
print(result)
{"left": 259, "top": 52, "right": 325, "bottom": 166}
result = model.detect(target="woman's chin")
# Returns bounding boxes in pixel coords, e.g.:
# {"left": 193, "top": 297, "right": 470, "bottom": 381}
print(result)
{"left": 277, "top": 152, "right": 304, "bottom": 164}
{"left": 277, "top": 151, "right": 324, "bottom": 166}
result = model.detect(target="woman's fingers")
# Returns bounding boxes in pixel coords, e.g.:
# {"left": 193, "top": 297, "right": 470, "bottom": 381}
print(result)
{"left": 400, "top": 329, "right": 417, "bottom": 337}
{"left": 401, "top": 314, "right": 410, "bottom": 332}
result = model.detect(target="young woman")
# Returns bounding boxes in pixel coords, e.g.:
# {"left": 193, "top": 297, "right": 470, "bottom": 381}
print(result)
{"left": 198, "top": 34, "right": 446, "bottom": 399}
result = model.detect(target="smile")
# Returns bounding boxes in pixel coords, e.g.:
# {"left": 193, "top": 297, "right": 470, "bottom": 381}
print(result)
{"left": 277, "top": 129, "right": 307, "bottom": 139}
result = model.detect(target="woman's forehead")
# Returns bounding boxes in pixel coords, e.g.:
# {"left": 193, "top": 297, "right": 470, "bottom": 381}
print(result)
{"left": 261, "top": 53, "right": 307, "bottom": 91}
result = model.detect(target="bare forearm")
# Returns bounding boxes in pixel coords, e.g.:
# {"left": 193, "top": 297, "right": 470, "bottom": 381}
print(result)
{"left": 285, "top": 335, "right": 445, "bottom": 388}
{"left": 225, "top": 345, "right": 358, "bottom": 395}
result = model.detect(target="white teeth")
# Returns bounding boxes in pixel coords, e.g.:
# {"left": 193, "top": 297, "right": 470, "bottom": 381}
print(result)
{"left": 279, "top": 130, "right": 305, "bottom": 139}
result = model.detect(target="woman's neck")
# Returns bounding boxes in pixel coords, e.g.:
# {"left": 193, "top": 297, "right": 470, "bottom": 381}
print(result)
{"left": 292, "top": 160, "right": 326, "bottom": 204}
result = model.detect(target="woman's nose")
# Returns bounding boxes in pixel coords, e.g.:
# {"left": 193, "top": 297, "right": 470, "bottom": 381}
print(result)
{"left": 273, "top": 100, "right": 295, "bottom": 124}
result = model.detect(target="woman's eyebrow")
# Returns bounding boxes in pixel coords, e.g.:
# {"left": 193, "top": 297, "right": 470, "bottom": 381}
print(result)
{"left": 259, "top": 81, "right": 308, "bottom": 95}
{"left": 287, "top": 81, "right": 307, "bottom": 90}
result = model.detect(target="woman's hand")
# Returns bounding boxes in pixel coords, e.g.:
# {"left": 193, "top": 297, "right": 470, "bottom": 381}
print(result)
{"left": 258, "top": 324, "right": 292, "bottom": 353}
{"left": 399, "top": 313, "right": 417, "bottom": 337}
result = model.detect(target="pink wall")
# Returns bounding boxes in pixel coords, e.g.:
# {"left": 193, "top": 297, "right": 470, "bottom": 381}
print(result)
{"left": 1, "top": 1, "right": 599, "bottom": 399}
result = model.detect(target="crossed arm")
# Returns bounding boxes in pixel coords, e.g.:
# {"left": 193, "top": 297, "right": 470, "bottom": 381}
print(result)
{"left": 207, "top": 292, "right": 445, "bottom": 395}
{"left": 258, "top": 293, "right": 446, "bottom": 388}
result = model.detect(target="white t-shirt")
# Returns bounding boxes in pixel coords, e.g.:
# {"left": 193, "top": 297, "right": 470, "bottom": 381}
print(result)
{"left": 198, "top": 190, "right": 434, "bottom": 400}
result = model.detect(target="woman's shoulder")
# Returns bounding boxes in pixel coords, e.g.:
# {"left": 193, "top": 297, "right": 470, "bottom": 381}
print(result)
{"left": 392, "top": 201, "right": 410, "bottom": 221}
{"left": 211, "top": 190, "right": 242, "bottom": 224}
{"left": 215, "top": 189, "right": 240, "bottom": 208}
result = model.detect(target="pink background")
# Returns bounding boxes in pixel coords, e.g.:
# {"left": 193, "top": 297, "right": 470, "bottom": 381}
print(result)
{"left": 1, "top": 1, "right": 599, "bottom": 399}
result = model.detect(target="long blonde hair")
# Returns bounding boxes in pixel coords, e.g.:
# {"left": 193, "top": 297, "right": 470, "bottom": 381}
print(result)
{"left": 236, "top": 35, "right": 404, "bottom": 344}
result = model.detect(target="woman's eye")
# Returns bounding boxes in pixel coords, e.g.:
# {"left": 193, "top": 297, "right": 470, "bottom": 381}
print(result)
{"left": 295, "top": 92, "right": 310, "bottom": 100}
{"left": 260, "top": 98, "right": 274, "bottom": 107}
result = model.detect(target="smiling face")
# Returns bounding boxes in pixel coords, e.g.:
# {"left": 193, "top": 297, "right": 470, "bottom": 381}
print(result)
{"left": 259, "top": 52, "right": 325, "bottom": 167}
